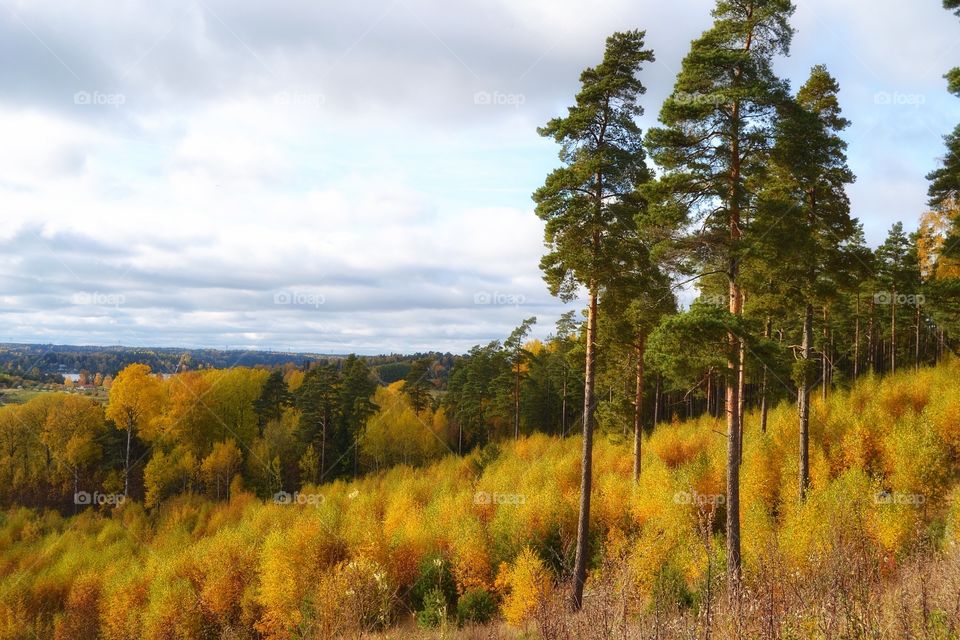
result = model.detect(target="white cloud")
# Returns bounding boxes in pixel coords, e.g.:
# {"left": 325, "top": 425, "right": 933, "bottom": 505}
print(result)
{"left": 0, "top": 0, "right": 955, "bottom": 352}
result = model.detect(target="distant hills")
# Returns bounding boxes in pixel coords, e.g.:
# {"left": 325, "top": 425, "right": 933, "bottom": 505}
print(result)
{"left": 0, "top": 343, "right": 455, "bottom": 384}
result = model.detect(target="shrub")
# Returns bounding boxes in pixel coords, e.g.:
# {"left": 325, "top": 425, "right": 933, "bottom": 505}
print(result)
{"left": 498, "top": 546, "right": 553, "bottom": 628}
{"left": 456, "top": 588, "right": 497, "bottom": 626}
{"left": 416, "top": 587, "right": 448, "bottom": 629}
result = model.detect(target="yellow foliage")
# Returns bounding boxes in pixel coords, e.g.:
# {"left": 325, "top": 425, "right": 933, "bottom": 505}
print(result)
{"left": 498, "top": 546, "right": 552, "bottom": 628}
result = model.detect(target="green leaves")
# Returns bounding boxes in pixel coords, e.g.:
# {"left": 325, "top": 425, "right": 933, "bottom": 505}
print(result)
{"left": 533, "top": 30, "right": 655, "bottom": 297}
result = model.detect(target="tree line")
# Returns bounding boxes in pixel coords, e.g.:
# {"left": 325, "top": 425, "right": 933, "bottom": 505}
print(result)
{"left": 438, "top": 0, "right": 960, "bottom": 610}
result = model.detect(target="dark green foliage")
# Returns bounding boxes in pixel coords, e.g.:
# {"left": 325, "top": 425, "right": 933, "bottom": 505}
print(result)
{"left": 403, "top": 358, "right": 435, "bottom": 413}
{"left": 253, "top": 370, "right": 291, "bottom": 432}
{"left": 411, "top": 555, "right": 457, "bottom": 628}
{"left": 455, "top": 589, "right": 497, "bottom": 626}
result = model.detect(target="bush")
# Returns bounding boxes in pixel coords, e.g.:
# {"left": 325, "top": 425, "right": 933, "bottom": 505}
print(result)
{"left": 456, "top": 588, "right": 497, "bottom": 626}
{"left": 409, "top": 555, "right": 457, "bottom": 613}
{"left": 416, "top": 586, "right": 448, "bottom": 629}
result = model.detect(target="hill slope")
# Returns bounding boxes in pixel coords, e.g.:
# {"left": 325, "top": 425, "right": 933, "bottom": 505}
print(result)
{"left": 2, "top": 361, "right": 960, "bottom": 638}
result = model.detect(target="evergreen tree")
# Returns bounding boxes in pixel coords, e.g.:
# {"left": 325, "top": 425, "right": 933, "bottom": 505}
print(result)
{"left": 645, "top": 0, "right": 795, "bottom": 586}
{"left": 533, "top": 29, "right": 655, "bottom": 610}
{"left": 404, "top": 358, "right": 434, "bottom": 414}
{"left": 253, "top": 371, "right": 292, "bottom": 436}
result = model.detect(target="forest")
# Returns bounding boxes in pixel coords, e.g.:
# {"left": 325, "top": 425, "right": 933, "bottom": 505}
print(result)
{"left": 2, "top": 0, "right": 960, "bottom": 638}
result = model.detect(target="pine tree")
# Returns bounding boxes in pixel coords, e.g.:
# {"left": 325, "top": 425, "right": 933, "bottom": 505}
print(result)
{"left": 752, "top": 65, "right": 858, "bottom": 499}
{"left": 645, "top": 0, "right": 795, "bottom": 586}
{"left": 254, "top": 371, "right": 292, "bottom": 436}
{"left": 533, "top": 30, "right": 655, "bottom": 610}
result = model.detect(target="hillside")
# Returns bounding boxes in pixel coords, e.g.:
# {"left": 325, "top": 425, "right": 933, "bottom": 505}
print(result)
{"left": 1, "top": 361, "right": 959, "bottom": 639}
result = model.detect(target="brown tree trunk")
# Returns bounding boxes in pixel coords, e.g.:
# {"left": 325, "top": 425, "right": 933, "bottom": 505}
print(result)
{"left": 853, "top": 293, "right": 861, "bottom": 379}
{"left": 653, "top": 375, "right": 661, "bottom": 427}
{"left": 738, "top": 338, "right": 746, "bottom": 466}
{"left": 760, "top": 317, "right": 771, "bottom": 433}
{"left": 632, "top": 335, "right": 646, "bottom": 483}
{"left": 915, "top": 300, "right": 921, "bottom": 371}
{"left": 822, "top": 306, "right": 829, "bottom": 402}
{"left": 514, "top": 361, "right": 521, "bottom": 440}
{"left": 891, "top": 289, "right": 897, "bottom": 374}
{"left": 868, "top": 296, "right": 876, "bottom": 374}
{"left": 799, "top": 303, "right": 813, "bottom": 500}
{"left": 571, "top": 284, "right": 598, "bottom": 611}
{"left": 124, "top": 423, "right": 132, "bottom": 497}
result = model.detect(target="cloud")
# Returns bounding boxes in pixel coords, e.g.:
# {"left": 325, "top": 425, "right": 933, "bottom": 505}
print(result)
{"left": 0, "top": 0, "right": 955, "bottom": 352}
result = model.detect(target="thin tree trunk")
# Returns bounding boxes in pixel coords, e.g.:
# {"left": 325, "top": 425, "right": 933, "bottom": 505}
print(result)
{"left": 891, "top": 289, "right": 898, "bottom": 374}
{"left": 514, "top": 361, "right": 521, "bottom": 440}
{"left": 915, "top": 300, "right": 921, "bottom": 371}
{"left": 653, "top": 375, "right": 661, "bottom": 427}
{"left": 738, "top": 339, "right": 746, "bottom": 466}
{"left": 854, "top": 293, "right": 861, "bottom": 379}
{"left": 799, "top": 303, "right": 813, "bottom": 500}
{"left": 632, "top": 335, "right": 645, "bottom": 483}
{"left": 571, "top": 285, "right": 598, "bottom": 611}
{"left": 822, "top": 306, "right": 829, "bottom": 402}
{"left": 124, "top": 423, "right": 132, "bottom": 497}
{"left": 868, "top": 296, "right": 876, "bottom": 374}
{"left": 760, "top": 317, "right": 771, "bottom": 433}
{"left": 561, "top": 373, "right": 567, "bottom": 437}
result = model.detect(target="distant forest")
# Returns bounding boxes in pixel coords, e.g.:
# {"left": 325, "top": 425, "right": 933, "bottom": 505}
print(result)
{"left": 0, "top": 343, "right": 455, "bottom": 384}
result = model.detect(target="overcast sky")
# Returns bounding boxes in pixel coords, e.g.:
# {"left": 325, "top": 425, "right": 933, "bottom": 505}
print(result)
{"left": 0, "top": 0, "right": 957, "bottom": 354}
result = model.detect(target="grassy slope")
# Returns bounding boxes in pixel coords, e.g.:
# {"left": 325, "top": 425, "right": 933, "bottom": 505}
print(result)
{"left": 1, "top": 360, "right": 959, "bottom": 638}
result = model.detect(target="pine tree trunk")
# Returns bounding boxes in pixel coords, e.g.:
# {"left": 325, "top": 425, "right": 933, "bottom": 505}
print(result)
{"left": 891, "top": 289, "right": 897, "bottom": 374}
{"left": 822, "top": 306, "right": 829, "bottom": 402}
{"left": 633, "top": 336, "right": 645, "bottom": 483}
{"left": 738, "top": 339, "right": 746, "bottom": 466}
{"left": 561, "top": 373, "right": 567, "bottom": 437}
{"left": 915, "top": 301, "right": 921, "bottom": 371}
{"left": 760, "top": 317, "right": 771, "bottom": 433}
{"left": 571, "top": 284, "right": 598, "bottom": 611}
{"left": 653, "top": 375, "right": 661, "bottom": 427}
{"left": 726, "top": 274, "right": 743, "bottom": 585}
{"left": 868, "top": 296, "right": 876, "bottom": 374}
{"left": 799, "top": 303, "right": 813, "bottom": 500}
{"left": 854, "top": 293, "right": 861, "bottom": 379}
{"left": 514, "top": 361, "right": 521, "bottom": 440}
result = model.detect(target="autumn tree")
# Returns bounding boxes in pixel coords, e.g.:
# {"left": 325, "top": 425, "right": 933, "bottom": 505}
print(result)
{"left": 200, "top": 439, "right": 243, "bottom": 500}
{"left": 533, "top": 29, "right": 655, "bottom": 610}
{"left": 42, "top": 395, "right": 105, "bottom": 502}
{"left": 106, "top": 364, "right": 163, "bottom": 497}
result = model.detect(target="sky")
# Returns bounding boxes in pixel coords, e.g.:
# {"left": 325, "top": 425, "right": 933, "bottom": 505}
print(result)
{"left": 0, "top": 0, "right": 958, "bottom": 355}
